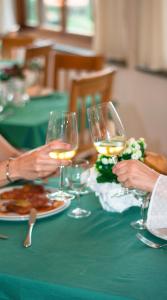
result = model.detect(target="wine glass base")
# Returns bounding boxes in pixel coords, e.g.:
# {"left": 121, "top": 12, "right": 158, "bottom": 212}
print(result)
{"left": 68, "top": 188, "right": 91, "bottom": 196}
{"left": 47, "top": 190, "right": 75, "bottom": 201}
{"left": 68, "top": 207, "right": 91, "bottom": 219}
{"left": 131, "top": 219, "right": 146, "bottom": 230}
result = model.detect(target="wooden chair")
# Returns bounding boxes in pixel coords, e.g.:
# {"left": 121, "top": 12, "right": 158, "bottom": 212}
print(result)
{"left": 24, "top": 42, "right": 53, "bottom": 87}
{"left": 51, "top": 52, "right": 104, "bottom": 91}
{"left": 69, "top": 68, "right": 116, "bottom": 159}
{"left": 145, "top": 151, "right": 167, "bottom": 175}
{"left": 1, "top": 35, "right": 35, "bottom": 59}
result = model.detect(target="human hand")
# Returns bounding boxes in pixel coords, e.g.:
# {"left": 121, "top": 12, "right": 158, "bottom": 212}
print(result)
{"left": 112, "top": 160, "right": 160, "bottom": 192}
{"left": 10, "top": 140, "right": 71, "bottom": 181}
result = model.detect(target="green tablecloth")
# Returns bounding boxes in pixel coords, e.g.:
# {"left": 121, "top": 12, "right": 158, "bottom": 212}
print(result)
{"left": 0, "top": 93, "right": 68, "bottom": 149}
{"left": 0, "top": 186, "right": 166, "bottom": 300}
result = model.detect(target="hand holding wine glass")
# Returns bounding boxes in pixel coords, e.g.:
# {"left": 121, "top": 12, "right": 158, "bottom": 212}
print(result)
{"left": 46, "top": 111, "right": 78, "bottom": 201}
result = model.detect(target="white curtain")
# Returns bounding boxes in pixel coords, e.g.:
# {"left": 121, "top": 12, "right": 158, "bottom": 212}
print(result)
{"left": 93, "top": 0, "right": 128, "bottom": 61}
{"left": 0, "top": 0, "right": 17, "bottom": 35}
{"left": 137, "top": 0, "right": 167, "bottom": 70}
{"left": 93, "top": 0, "right": 167, "bottom": 70}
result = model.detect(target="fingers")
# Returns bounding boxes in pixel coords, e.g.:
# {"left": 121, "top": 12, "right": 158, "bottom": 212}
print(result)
{"left": 44, "top": 141, "right": 71, "bottom": 153}
{"left": 112, "top": 160, "right": 128, "bottom": 173}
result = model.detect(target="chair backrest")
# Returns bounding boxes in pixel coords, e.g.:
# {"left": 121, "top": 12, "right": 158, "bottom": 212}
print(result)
{"left": 69, "top": 68, "right": 116, "bottom": 155}
{"left": 52, "top": 52, "right": 104, "bottom": 91}
{"left": 24, "top": 43, "right": 53, "bottom": 86}
{"left": 1, "top": 35, "right": 35, "bottom": 59}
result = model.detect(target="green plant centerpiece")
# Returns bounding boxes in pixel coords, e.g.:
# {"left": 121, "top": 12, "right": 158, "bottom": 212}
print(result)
{"left": 95, "top": 137, "right": 146, "bottom": 183}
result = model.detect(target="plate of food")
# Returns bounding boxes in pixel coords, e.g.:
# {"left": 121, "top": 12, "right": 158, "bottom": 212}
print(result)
{"left": 0, "top": 184, "right": 71, "bottom": 221}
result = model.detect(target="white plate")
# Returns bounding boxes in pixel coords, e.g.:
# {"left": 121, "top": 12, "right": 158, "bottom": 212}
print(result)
{"left": 0, "top": 185, "right": 70, "bottom": 221}
{"left": 147, "top": 226, "right": 167, "bottom": 240}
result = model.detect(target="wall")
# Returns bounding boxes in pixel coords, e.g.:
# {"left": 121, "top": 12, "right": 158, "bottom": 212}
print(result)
{"left": 113, "top": 68, "right": 167, "bottom": 155}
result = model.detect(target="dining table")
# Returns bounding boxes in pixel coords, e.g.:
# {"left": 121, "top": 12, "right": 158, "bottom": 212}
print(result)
{"left": 0, "top": 92, "right": 69, "bottom": 149}
{"left": 0, "top": 179, "right": 167, "bottom": 300}
{"left": 0, "top": 90, "right": 100, "bottom": 150}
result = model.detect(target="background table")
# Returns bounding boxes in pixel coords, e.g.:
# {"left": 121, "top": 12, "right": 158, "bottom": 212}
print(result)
{"left": 0, "top": 92, "right": 99, "bottom": 150}
{"left": 0, "top": 93, "right": 68, "bottom": 149}
{"left": 0, "top": 185, "right": 166, "bottom": 300}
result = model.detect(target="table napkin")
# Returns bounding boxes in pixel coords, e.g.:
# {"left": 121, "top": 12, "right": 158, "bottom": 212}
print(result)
{"left": 86, "top": 168, "right": 141, "bottom": 213}
{"left": 147, "top": 175, "right": 167, "bottom": 229}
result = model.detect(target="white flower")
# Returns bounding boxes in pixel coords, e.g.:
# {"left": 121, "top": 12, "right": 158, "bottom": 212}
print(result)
{"left": 123, "top": 147, "right": 132, "bottom": 155}
{"left": 101, "top": 158, "right": 109, "bottom": 165}
{"left": 131, "top": 150, "right": 142, "bottom": 160}
{"left": 133, "top": 143, "right": 140, "bottom": 150}
{"left": 128, "top": 138, "right": 135, "bottom": 145}
{"left": 108, "top": 157, "right": 116, "bottom": 164}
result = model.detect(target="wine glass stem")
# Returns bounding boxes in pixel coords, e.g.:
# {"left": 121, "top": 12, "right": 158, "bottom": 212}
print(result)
{"left": 141, "top": 195, "right": 147, "bottom": 224}
{"left": 76, "top": 192, "right": 81, "bottom": 207}
{"left": 59, "top": 165, "right": 64, "bottom": 191}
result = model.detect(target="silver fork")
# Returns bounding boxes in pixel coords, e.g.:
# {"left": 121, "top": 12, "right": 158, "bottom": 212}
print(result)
{"left": 0, "top": 234, "right": 8, "bottom": 240}
{"left": 136, "top": 233, "right": 167, "bottom": 249}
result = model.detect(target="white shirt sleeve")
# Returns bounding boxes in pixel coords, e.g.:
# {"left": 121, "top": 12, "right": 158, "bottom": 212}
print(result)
{"left": 147, "top": 175, "right": 167, "bottom": 229}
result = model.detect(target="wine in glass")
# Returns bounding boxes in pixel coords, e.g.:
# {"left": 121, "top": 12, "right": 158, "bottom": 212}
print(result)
{"left": 67, "top": 158, "right": 91, "bottom": 218}
{"left": 46, "top": 111, "right": 78, "bottom": 201}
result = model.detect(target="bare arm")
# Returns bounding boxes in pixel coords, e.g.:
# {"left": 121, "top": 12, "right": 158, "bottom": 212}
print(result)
{"left": 0, "top": 140, "right": 70, "bottom": 187}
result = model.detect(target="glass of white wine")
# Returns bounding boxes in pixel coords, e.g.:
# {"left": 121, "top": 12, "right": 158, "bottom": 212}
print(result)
{"left": 87, "top": 101, "right": 126, "bottom": 157}
{"left": 87, "top": 101, "right": 126, "bottom": 195}
{"left": 46, "top": 111, "right": 78, "bottom": 201}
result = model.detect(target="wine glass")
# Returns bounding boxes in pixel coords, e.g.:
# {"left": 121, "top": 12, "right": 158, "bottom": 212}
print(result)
{"left": 67, "top": 159, "right": 91, "bottom": 218}
{"left": 87, "top": 101, "right": 126, "bottom": 157}
{"left": 87, "top": 101, "right": 127, "bottom": 195}
{"left": 46, "top": 111, "right": 78, "bottom": 201}
{"left": 130, "top": 191, "right": 150, "bottom": 230}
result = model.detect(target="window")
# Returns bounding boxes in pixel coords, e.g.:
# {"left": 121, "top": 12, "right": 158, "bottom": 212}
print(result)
{"left": 42, "top": 0, "right": 62, "bottom": 29}
{"left": 66, "top": 0, "right": 94, "bottom": 35}
{"left": 25, "top": 0, "right": 39, "bottom": 26}
{"left": 24, "top": 0, "right": 94, "bottom": 36}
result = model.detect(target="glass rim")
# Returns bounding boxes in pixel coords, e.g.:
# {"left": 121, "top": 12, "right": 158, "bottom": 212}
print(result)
{"left": 49, "top": 111, "right": 77, "bottom": 117}
{"left": 87, "top": 100, "right": 114, "bottom": 113}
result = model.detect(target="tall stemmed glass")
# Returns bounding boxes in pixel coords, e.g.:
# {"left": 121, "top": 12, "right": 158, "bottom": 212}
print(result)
{"left": 46, "top": 111, "right": 78, "bottom": 201}
{"left": 87, "top": 101, "right": 126, "bottom": 158}
{"left": 67, "top": 158, "right": 91, "bottom": 218}
{"left": 87, "top": 101, "right": 126, "bottom": 195}
{"left": 130, "top": 191, "right": 150, "bottom": 230}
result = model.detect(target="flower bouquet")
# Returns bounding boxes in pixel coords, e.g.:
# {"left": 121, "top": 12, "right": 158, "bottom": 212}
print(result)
{"left": 87, "top": 138, "right": 147, "bottom": 213}
{"left": 0, "top": 64, "right": 25, "bottom": 82}
{"left": 0, "top": 64, "right": 29, "bottom": 107}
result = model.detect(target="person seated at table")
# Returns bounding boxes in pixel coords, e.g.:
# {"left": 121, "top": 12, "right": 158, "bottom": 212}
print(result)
{"left": 0, "top": 136, "right": 70, "bottom": 187}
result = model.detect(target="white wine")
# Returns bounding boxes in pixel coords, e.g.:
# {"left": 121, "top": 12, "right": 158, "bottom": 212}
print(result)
{"left": 94, "top": 138, "right": 125, "bottom": 156}
{"left": 49, "top": 149, "right": 76, "bottom": 160}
